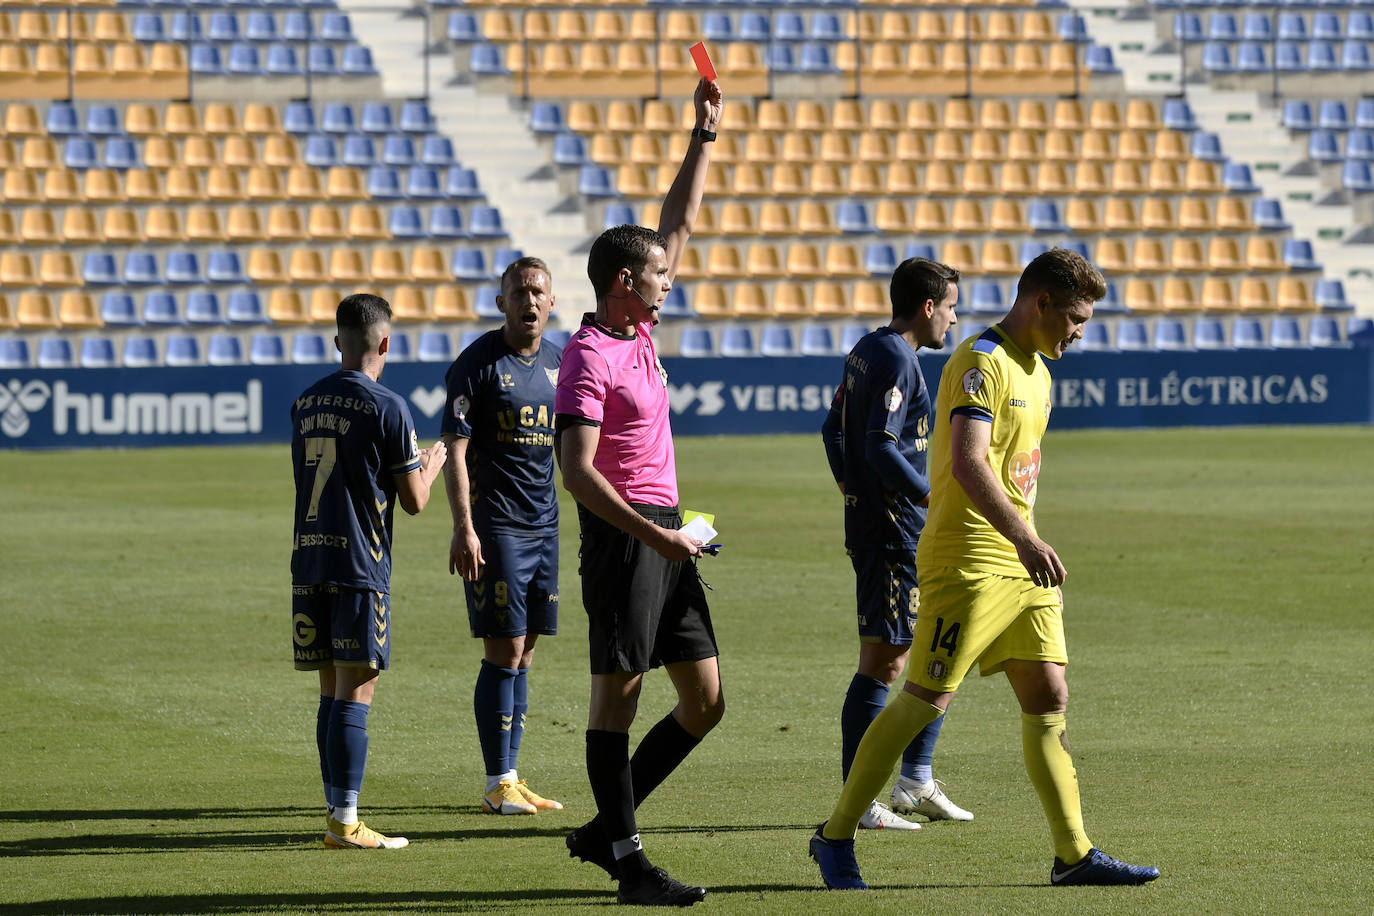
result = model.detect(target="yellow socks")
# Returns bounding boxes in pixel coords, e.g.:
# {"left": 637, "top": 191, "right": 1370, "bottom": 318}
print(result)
{"left": 1022, "top": 712, "right": 1093, "bottom": 863}
{"left": 824, "top": 690, "right": 943, "bottom": 839}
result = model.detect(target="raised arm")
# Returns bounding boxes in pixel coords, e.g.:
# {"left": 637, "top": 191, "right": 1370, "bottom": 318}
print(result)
{"left": 949, "top": 414, "right": 1064, "bottom": 587}
{"left": 657, "top": 78, "right": 723, "bottom": 282}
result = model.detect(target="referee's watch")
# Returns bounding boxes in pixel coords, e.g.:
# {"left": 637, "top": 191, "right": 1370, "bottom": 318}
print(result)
{"left": 691, "top": 127, "right": 717, "bottom": 143}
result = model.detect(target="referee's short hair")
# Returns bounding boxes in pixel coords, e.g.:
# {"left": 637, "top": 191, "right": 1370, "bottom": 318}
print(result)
{"left": 890, "top": 257, "right": 959, "bottom": 321}
{"left": 1017, "top": 247, "right": 1108, "bottom": 306}
{"left": 588, "top": 224, "right": 668, "bottom": 300}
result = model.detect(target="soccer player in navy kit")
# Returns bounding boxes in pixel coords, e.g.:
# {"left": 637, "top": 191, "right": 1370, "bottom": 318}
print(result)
{"left": 822, "top": 258, "right": 971, "bottom": 831}
{"left": 291, "top": 292, "right": 447, "bottom": 849}
{"left": 442, "top": 257, "right": 564, "bottom": 816}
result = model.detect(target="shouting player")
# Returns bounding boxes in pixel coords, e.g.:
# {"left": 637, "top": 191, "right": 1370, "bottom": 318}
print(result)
{"left": 822, "top": 257, "right": 972, "bottom": 831}
{"left": 810, "top": 248, "right": 1160, "bottom": 889}
{"left": 442, "top": 257, "right": 564, "bottom": 816}
{"left": 290, "top": 292, "right": 447, "bottom": 849}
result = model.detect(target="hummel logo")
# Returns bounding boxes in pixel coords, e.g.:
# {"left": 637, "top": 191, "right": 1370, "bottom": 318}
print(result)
{"left": 0, "top": 379, "right": 50, "bottom": 438}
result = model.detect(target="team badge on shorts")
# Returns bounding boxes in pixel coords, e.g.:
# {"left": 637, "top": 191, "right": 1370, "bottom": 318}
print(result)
{"left": 928, "top": 659, "right": 948, "bottom": 679}
{"left": 884, "top": 386, "right": 903, "bottom": 412}
{"left": 962, "top": 368, "right": 985, "bottom": 394}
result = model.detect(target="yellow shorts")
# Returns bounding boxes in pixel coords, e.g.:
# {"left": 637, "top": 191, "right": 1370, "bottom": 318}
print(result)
{"left": 908, "top": 566, "right": 1067, "bottom": 693}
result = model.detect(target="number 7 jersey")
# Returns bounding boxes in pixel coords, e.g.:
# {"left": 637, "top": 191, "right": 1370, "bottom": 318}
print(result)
{"left": 917, "top": 325, "right": 1052, "bottom": 579}
{"left": 290, "top": 369, "right": 422, "bottom": 592}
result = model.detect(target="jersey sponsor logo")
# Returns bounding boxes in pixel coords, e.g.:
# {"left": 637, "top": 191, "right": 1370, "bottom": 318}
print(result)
{"left": 22, "top": 379, "right": 262, "bottom": 436}
{"left": 1009, "top": 448, "right": 1042, "bottom": 498}
{"left": 962, "top": 368, "right": 985, "bottom": 395}
{"left": 292, "top": 613, "right": 316, "bottom": 647}
{"left": 1009, "top": 398, "right": 1027, "bottom": 408}
{"left": 451, "top": 394, "right": 471, "bottom": 420}
{"left": 884, "top": 386, "right": 903, "bottom": 413}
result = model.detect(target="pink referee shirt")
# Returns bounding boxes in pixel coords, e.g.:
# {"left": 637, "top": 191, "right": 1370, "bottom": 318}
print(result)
{"left": 555, "top": 315, "right": 678, "bottom": 507}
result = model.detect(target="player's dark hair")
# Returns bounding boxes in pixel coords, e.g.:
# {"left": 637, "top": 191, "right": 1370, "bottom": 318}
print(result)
{"left": 889, "top": 257, "right": 960, "bottom": 320}
{"left": 1017, "top": 247, "right": 1108, "bottom": 306}
{"left": 500, "top": 256, "right": 551, "bottom": 295}
{"left": 587, "top": 224, "right": 668, "bottom": 300}
{"left": 336, "top": 293, "right": 391, "bottom": 355}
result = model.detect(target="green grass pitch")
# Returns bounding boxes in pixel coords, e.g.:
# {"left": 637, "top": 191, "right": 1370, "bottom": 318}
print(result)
{"left": 2, "top": 426, "right": 1372, "bottom": 914}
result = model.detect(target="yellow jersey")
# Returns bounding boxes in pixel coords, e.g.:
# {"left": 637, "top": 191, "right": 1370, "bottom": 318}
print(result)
{"left": 916, "top": 324, "right": 1052, "bottom": 578}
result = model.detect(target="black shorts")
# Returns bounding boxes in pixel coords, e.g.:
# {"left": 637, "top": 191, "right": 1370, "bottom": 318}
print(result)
{"left": 577, "top": 503, "right": 718, "bottom": 675}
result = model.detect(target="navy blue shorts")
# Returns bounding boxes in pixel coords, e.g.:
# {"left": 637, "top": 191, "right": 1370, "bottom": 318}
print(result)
{"left": 292, "top": 584, "right": 391, "bottom": 670}
{"left": 465, "top": 530, "right": 559, "bottom": 639}
{"left": 849, "top": 549, "right": 919, "bottom": 646}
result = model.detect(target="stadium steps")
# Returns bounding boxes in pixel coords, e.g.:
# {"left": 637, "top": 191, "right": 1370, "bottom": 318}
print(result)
{"left": 338, "top": 0, "right": 591, "bottom": 322}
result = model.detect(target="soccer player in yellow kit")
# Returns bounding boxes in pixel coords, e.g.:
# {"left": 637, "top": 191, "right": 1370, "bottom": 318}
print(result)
{"left": 810, "top": 248, "right": 1161, "bottom": 889}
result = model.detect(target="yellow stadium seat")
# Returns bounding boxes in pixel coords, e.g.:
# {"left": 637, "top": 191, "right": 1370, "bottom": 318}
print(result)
{"left": 0, "top": 45, "right": 32, "bottom": 83}
{"left": 881, "top": 11, "right": 915, "bottom": 40}
{"left": 346, "top": 204, "right": 388, "bottom": 240}
{"left": 854, "top": 130, "right": 892, "bottom": 164}
{"left": 724, "top": 42, "right": 763, "bottom": 76}
{"left": 221, "top": 135, "right": 259, "bottom": 169}
{"left": 915, "top": 10, "right": 949, "bottom": 41}
{"left": 1111, "top": 162, "right": 1148, "bottom": 194}
{"left": 138, "top": 136, "right": 176, "bottom": 169}
{"left": 642, "top": 100, "right": 676, "bottom": 133}
{"left": 1035, "top": 162, "right": 1073, "bottom": 195}
{"left": 980, "top": 99, "right": 1014, "bottom": 130}
{"left": 773, "top": 282, "right": 811, "bottom": 317}
{"left": 986, "top": 11, "right": 1019, "bottom": 41}
{"left": 824, "top": 243, "right": 866, "bottom": 278}
{"left": 605, "top": 100, "right": 640, "bottom": 132}
{"left": 162, "top": 166, "right": 203, "bottom": 202}
{"left": 691, "top": 202, "right": 719, "bottom": 235}
{"left": 248, "top": 249, "right": 287, "bottom": 284}
{"left": 1016, "top": 99, "right": 1050, "bottom": 130}
{"left": 38, "top": 251, "right": 79, "bottom": 287}
{"left": 0, "top": 294, "right": 13, "bottom": 329}
{"left": 2, "top": 102, "right": 41, "bottom": 137}
{"left": 590, "top": 134, "right": 625, "bottom": 165}
{"left": 1276, "top": 277, "right": 1315, "bottom": 311}
{"left": 1093, "top": 239, "right": 1131, "bottom": 273}
{"left": 833, "top": 100, "right": 865, "bottom": 131}
{"left": 1072, "top": 161, "right": 1110, "bottom": 194}
{"left": 325, "top": 167, "right": 367, "bottom": 201}
{"left": 1, "top": 168, "right": 39, "bottom": 204}
{"left": 150, "top": 41, "right": 188, "bottom": 80}
{"left": 1207, "top": 237, "right": 1245, "bottom": 272}
{"left": 574, "top": 44, "right": 611, "bottom": 77}
{"left": 1125, "top": 99, "right": 1161, "bottom": 130}
{"left": 885, "top": 162, "right": 921, "bottom": 195}
{"left": 1178, "top": 197, "right": 1213, "bottom": 232}
{"left": 1000, "top": 162, "right": 1036, "bottom": 195}
{"left": 61, "top": 208, "right": 101, "bottom": 244}
{"left": 482, "top": 11, "right": 517, "bottom": 42}
{"left": 976, "top": 43, "right": 1012, "bottom": 76}
{"left": 1237, "top": 277, "right": 1273, "bottom": 311}
{"left": 1080, "top": 130, "right": 1114, "bottom": 162}
{"left": 566, "top": 101, "right": 600, "bottom": 133}
{"left": 102, "top": 208, "right": 142, "bottom": 243}
{"left": 1141, "top": 197, "right": 1176, "bottom": 232}
{"left": 755, "top": 100, "right": 789, "bottom": 132}
{"left": 0, "top": 140, "right": 14, "bottom": 169}
{"left": 1185, "top": 160, "right": 1222, "bottom": 193}
{"left": 686, "top": 282, "right": 727, "bottom": 318}
{"left": 673, "top": 247, "right": 704, "bottom": 281}
{"left": 964, "top": 162, "right": 997, "bottom": 195}
{"left": 1022, "top": 12, "right": 1056, "bottom": 41}
{"left": 938, "top": 43, "right": 970, "bottom": 77}
{"left": 818, "top": 131, "right": 853, "bottom": 164}
{"left": 433, "top": 286, "right": 475, "bottom": 322}
{"left": 808, "top": 164, "right": 845, "bottom": 196}
{"left": 60, "top": 291, "right": 101, "bottom": 328}
{"left": 780, "top": 132, "right": 816, "bottom": 164}
{"left": 797, "top": 201, "right": 834, "bottom": 235}
{"left": 243, "top": 103, "right": 281, "bottom": 135}
{"left": 1161, "top": 277, "right": 1198, "bottom": 311}
{"left": 389, "top": 286, "right": 432, "bottom": 322}
{"left": 1170, "top": 238, "right": 1206, "bottom": 272}
{"left": 742, "top": 132, "right": 778, "bottom": 163}
{"left": 1051, "top": 99, "right": 1086, "bottom": 131}
{"left": 980, "top": 241, "right": 1020, "bottom": 276}
{"left": 1064, "top": 198, "right": 1102, "bottom": 232}
{"left": 1043, "top": 130, "right": 1079, "bottom": 163}
{"left": 43, "top": 167, "right": 82, "bottom": 204}
{"left": 182, "top": 135, "right": 218, "bottom": 168}
{"left": 1154, "top": 129, "right": 1190, "bottom": 162}
{"left": 163, "top": 102, "right": 200, "bottom": 136}
{"left": 1123, "top": 278, "right": 1159, "bottom": 312}
{"left": 20, "top": 209, "right": 59, "bottom": 244}
{"left": 969, "top": 129, "right": 1004, "bottom": 162}
{"left": 309, "top": 287, "right": 341, "bottom": 323}
{"left": 1103, "top": 198, "right": 1139, "bottom": 232}
{"left": 732, "top": 282, "right": 771, "bottom": 318}
{"left": 555, "top": 10, "right": 589, "bottom": 41}
{"left": 144, "top": 206, "right": 183, "bottom": 242}
{"left": 745, "top": 243, "right": 784, "bottom": 279}
{"left": 989, "top": 199, "right": 1027, "bottom": 232}
{"left": 1132, "top": 238, "right": 1168, "bottom": 272}
{"left": 16, "top": 291, "right": 57, "bottom": 326}
{"left": 111, "top": 42, "right": 147, "bottom": 79}
{"left": 707, "top": 134, "right": 740, "bottom": 165}
{"left": 931, "top": 130, "right": 967, "bottom": 162}
{"left": 267, "top": 288, "right": 309, "bottom": 324}
{"left": 1088, "top": 99, "right": 1123, "bottom": 130}
{"left": 952, "top": 10, "right": 986, "bottom": 40}
{"left": 185, "top": 206, "right": 223, "bottom": 242}
{"left": 853, "top": 281, "right": 888, "bottom": 317}
{"left": 1118, "top": 130, "right": 1152, "bottom": 162}
{"left": 950, "top": 199, "right": 986, "bottom": 233}
{"left": 785, "top": 243, "right": 824, "bottom": 278}
{"left": 913, "top": 200, "right": 949, "bottom": 233}
{"left": 1048, "top": 43, "right": 1080, "bottom": 78}
{"left": 1198, "top": 277, "right": 1235, "bottom": 312}
{"left": 246, "top": 166, "right": 284, "bottom": 201}
{"left": 847, "top": 163, "right": 883, "bottom": 195}
{"left": 868, "top": 41, "right": 906, "bottom": 76}
{"left": 1214, "top": 197, "right": 1252, "bottom": 231}
{"left": 21, "top": 138, "right": 58, "bottom": 169}
{"left": 811, "top": 281, "right": 850, "bottom": 317}
{"left": 84, "top": 168, "right": 125, "bottom": 203}
{"left": 663, "top": 10, "right": 699, "bottom": 41}
{"left": 306, "top": 204, "right": 345, "bottom": 241}
{"left": 203, "top": 103, "right": 239, "bottom": 136}
{"left": 615, "top": 43, "right": 653, "bottom": 76}
{"left": 267, "top": 205, "right": 307, "bottom": 241}
{"left": 1245, "top": 236, "right": 1283, "bottom": 271}
{"left": 795, "top": 101, "right": 828, "bottom": 132}
{"left": 263, "top": 135, "right": 300, "bottom": 168}
{"left": 628, "top": 11, "right": 658, "bottom": 42}
{"left": 370, "top": 248, "right": 409, "bottom": 284}
{"left": 17, "top": 11, "right": 53, "bottom": 42}
{"left": 410, "top": 247, "right": 449, "bottom": 283}
{"left": 764, "top": 163, "right": 801, "bottom": 196}
{"left": 226, "top": 206, "right": 265, "bottom": 242}
{"left": 758, "top": 201, "right": 794, "bottom": 235}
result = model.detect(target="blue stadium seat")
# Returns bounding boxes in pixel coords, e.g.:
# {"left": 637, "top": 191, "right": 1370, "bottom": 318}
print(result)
{"left": 840, "top": 324, "right": 867, "bottom": 352}
{"left": 447, "top": 12, "right": 480, "bottom": 43}
{"left": 1163, "top": 97, "right": 1198, "bottom": 131}
{"left": 122, "top": 336, "right": 158, "bottom": 368}
{"left": 0, "top": 339, "right": 29, "bottom": 369}
{"left": 1223, "top": 161, "right": 1260, "bottom": 192}
{"left": 284, "top": 101, "right": 315, "bottom": 135}
{"left": 283, "top": 10, "right": 311, "bottom": 41}
{"left": 1242, "top": 13, "right": 1272, "bottom": 42}
{"left": 1086, "top": 45, "right": 1121, "bottom": 73}
{"left": 1060, "top": 240, "right": 1091, "bottom": 261}
{"left": 1096, "top": 282, "right": 1126, "bottom": 315}
{"left": 388, "top": 205, "right": 425, "bottom": 239}
{"left": 245, "top": 11, "right": 276, "bottom": 41}
{"left": 1059, "top": 13, "right": 1090, "bottom": 41}
{"left": 165, "top": 251, "right": 203, "bottom": 285}
{"left": 226, "top": 290, "right": 265, "bottom": 324}
{"left": 1309, "top": 130, "right": 1343, "bottom": 163}
{"left": 1020, "top": 240, "right": 1050, "bottom": 266}
{"left": 389, "top": 331, "right": 412, "bottom": 362}
{"left": 958, "top": 323, "right": 989, "bottom": 345}
{"left": 836, "top": 201, "right": 874, "bottom": 233}
{"left": 1314, "top": 12, "right": 1342, "bottom": 41}
{"left": 579, "top": 165, "right": 617, "bottom": 197}
{"left": 80, "top": 337, "right": 117, "bottom": 368}
{"left": 342, "top": 134, "right": 377, "bottom": 167}
{"left": 1191, "top": 132, "right": 1225, "bottom": 160}
{"left": 186, "top": 291, "right": 225, "bottom": 325}
{"left": 1283, "top": 239, "right": 1320, "bottom": 270}
{"left": 429, "top": 206, "right": 466, "bottom": 238}
{"left": 1203, "top": 42, "right": 1233, "bottom": 72}
{"left": 250, "top": 333, "right": 287, "bottom": 365}
{"left": 704, "top": 12, "right": 734, "bottom": 41}
{"left": 679, "top": 327, "right": 715, "bottom": 357}
{"left": 1278, "top": 14, "right": 1307, "bottom": 42}
{"left": 1153, "top": 319, "right": 1190, "bottom": 351}
{"left": 103, "top": 138, "right": 139, "bottom": 170}
{"left": 1308, "top": 41, "right": 1339, "bottom": 71}
{"left": 1208, "top": 12, "right": 1238, "bottom": 41}
{"left": 800, "top": 43, "right": 838, "bottom": 73}
{"left": 402, "top": 101, "right": 437, "bottom": 134}
{"left": 36, "top": 338, "right": 74, "bottom": 369}
{"left": 207, "top": 251, "right": 246, "bottom": 284}
{"left": 659, "top": 285, "right": 691, "bottom": 317}
{"left": 1351, "top": 13, "right": 1374, "bottom": 42}
{"left": 864, "top": 243, "right": 897, "bottom": 276}
{"left": 553, "top": 132, "right": 587, "bottom": 166}
{"left": 227, "top": 43, "right": 262, "bottom": 76}
{"left": 492, "top": 247, "right": 523, "bottom": 276}
{"left": 1314, "top": 278, "right": 1351, "bottom": 310}
{"left": 720, "top": 327, "right": 756, "bottom": 357}
{"left": 775, "top": 13, "right": 806, "bottom": 42}
{"left": 458, "top": 329, "right": 486, "bottom": 353}
{"left": 405, "top": 167, "right": 444, "bottom": 199}
{"left": 1319, "top": 100, "right": 1350, "bottom": 130}
{"left": 208, "top": 11, "right": 239, "bottom": 41}
{"left": 266, "top": 44, "right": 302, "bottom": 76}
{"left": 445, "top": 167, "right": 482, "bottom": 198}
{"left": 799, "top": 324, "right": 834, "bottom": 356}
{"left": 303, "top": 134, "right": 337, "bottom": 167}
{"left": 63, "top": 139, "right": 98, "bottom": 169}
{"left": 1236, "top": 43, "right": 1269, "bottom": 72}
{"left": 1270, "top": 316, "right": 1305, "bottom": 348}
{"left": 132, "top": 12, "right": 165, "bottom": 42}
{"left": 472, "top": 284, "right": 502, "bottom": 318}
{"left": 530, "top": 103, "right": 563, "bottom": 134}
{"left": 170, "top": 12, "right": 202, "bottom": 42}
{"left": 451, "top": 248, "right": 488, "bottom": 281}
{"left": 470, "top": 44, "right": 508, "bottom": 76}
{"left": 421, "top": 135, "right": 455, "bottom": 166}
{"left": 417, "top": 331, "right": 453, "bottom": 362}
{"left": 1343, "top": 159, "right": 1374, "bottom": 191}
{"left": 760, "top": 325, "right": 796, "bottom": 356}
{"left": 1252, "top": 198, "right": 1290, "bottom": 230}
{"left": 143, "top": 292, "right": 181, "bottom": 326}
{"left": 766, "top": 45, "right": 798, "bottom": 73}
{"left": 1175, "top": 14, "right": 1204, "bottom": 42}
{"left": 1115, "top": 320, "right": 1150, "bottom": 351}
{"left": 1348, "top": 129, "right": 1374, "bottom": 160}
{"left": 190, "top": 44, "right": 224, "bottom": 75}
{"left": 1232, "top": 318, "right": 1266, "bottom": 349}
{"left": 1342, "top": 40, "right": 1372, "bottom": 71}
{"left": 970, "top": 280, "right": 1005, "bottom": 315}
{"left": 1309, "top": 315, "right": 1344, "bottom": 347}
{"left": 123, "top": 252, "right": 160, "bottom": 286}
{"left": 320, "top": 12, "right": 354, "bottom": 42}
{"left": 810, "top": 13, "right": 843, "bottom": 41}
{"left": 342, "top": 46, "right": 380, "bottom": 76}
{"left": 292, "top": 333, "right": 330, "bottom": 363}
{"left": 206, "top": 334, "right": 241, "bottom": 366}
{"left": 1077, "top": 322, "right": 1113, "bottom": 351}
{"left": 1193, "top": 318, "right": 1229, "bottom": 350}
{"left": 602, "top": 203, "right": 636, "bottom": 231}
{"left": 308, "top": 45, "right": 338, "bottom": 75}
{"left": 366, "top": 166, "right": 403, "bottom": 199}
{"left": 100, "top": 293, "right": 140, "bottom": 326}
{"left": 739, "top": 13, "right": 770, "bottom": 42}
{"left": 1349, "top": 315, "right": 1374, "bottom": 344}
{"left": 321, "top": 103, "right": 355, "bottom": 134}
{"left": 903, "top": 243, "right": 936, "bottom": 262}
{"left": 542, "top": 328, "right": 570, "bottom": 350}
{"left": 85, "top": 105, "right": 121, "bottom": 136}
{"left": 470, "top": 206, "right": 507, "bottom": 238}
{"left": 1276, "top": 42, "right": 1304, "bottom": 72}
{"left": 46, "top": 101, "right": 79, "bottom": 136}
{"left": 1028, "top": 200, "right": 1066, "bottom": 232}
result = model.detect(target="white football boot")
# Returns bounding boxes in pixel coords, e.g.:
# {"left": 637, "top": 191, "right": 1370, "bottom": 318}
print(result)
{"left": 858, "top": 800, "right": 921, "bottom": 830}
{"left": 890, "top": 777, "right": 974, "bottom": 821}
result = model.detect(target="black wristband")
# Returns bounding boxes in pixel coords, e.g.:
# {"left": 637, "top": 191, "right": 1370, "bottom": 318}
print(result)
{"left": 691, "top": 127, "right": 717, "bottom": 143}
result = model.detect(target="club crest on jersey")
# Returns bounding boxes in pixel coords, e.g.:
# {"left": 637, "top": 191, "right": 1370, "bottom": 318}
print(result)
{"left": 884, "top": 386, "right": 903, "bottom": 412}
{"left": 962, "top": 368, "right": 985, "bottom": 394}
{"left": 452, "top": 395, "right": 471, "bottom": 420}
{"left": 544, "top": 367, "right": 558, "bottom": 387}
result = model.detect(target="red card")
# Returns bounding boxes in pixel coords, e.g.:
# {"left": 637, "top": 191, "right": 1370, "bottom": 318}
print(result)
{"left": 689, "top": 42, "right": 716, "bottom": 81}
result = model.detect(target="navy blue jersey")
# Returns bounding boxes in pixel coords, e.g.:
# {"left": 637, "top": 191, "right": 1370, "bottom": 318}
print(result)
{"left": 823, "top": 327, "right": 932, "bottom": 551}
{"left": 290, "top": 369, "right": 421, "bottom": 592}
{"left": 441, "top": 330, "right": 561, "bottom": 535}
